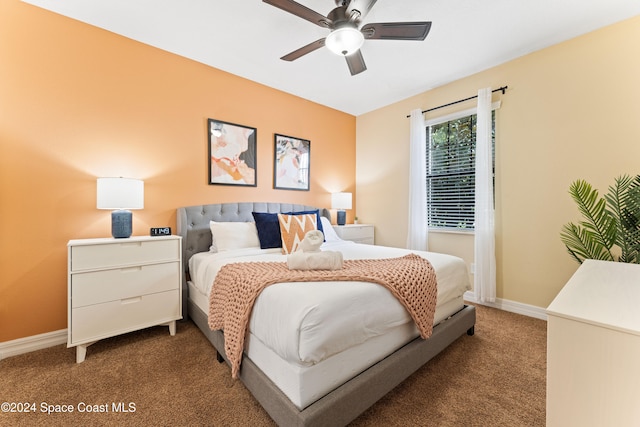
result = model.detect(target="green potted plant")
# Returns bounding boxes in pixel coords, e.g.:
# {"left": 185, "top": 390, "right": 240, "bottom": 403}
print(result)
{"left": 560, "top": 174, "right": 640, "bottom": 264}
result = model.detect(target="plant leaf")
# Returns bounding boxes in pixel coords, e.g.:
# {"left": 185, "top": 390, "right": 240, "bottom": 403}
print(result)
{"left": 622, "top": 175, "right": 640, "bottom": 263}
{"left": 568, "top": 180, "right": 617, "bottom": 256}
{"left": 605, "top": 175, "right": 631, "bottom": 262}
{"left": 560, "top": 222, "right": 615, "bottom": 263}
{"left": 561, "top": 176, "right": 640, "bottom": 264}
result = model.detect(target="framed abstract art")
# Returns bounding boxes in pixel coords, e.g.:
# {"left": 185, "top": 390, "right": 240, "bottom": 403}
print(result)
{"left": 208, "top": 119, "right": 257, "bottom": 186}
{"left": 273, "top": 134, "right": 310, "bottom": 191}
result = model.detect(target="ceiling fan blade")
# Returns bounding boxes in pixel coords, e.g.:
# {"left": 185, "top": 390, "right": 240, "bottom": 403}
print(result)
{"left": 263, "top": 0, "right": 332, "bottom": 28}
{"left": 361, "top": 22, "right": 432, "bottom": 41}
{"left": 345, "top": 50, "right": 367, "bottom": 76}
{"left": 346, "top": 0, "right": 378, "bottom": 21}
{"left": 281, "top": 38, "right": 326, "bottom": 61}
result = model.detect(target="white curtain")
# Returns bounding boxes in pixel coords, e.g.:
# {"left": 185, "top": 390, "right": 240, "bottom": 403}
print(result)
{"left": 474, "top": 88, "right": 496, "bottom": 302}
{"left": 407, "top": 109, "right": 428, "bottom": 251}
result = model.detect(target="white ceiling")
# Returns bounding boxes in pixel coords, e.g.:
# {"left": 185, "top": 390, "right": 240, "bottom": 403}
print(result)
{"left": 23, "top": 0, "right": 640, "bottom": 116}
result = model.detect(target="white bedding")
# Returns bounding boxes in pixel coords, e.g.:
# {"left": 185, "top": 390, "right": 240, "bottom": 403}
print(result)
{"left": 189, "top": 240, "right": 471, "bottom": 367}
{"left": 189, "top": 238, "right": 470, "bottom": 409}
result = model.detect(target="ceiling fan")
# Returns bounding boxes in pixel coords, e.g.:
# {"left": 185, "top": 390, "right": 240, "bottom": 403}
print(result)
{"left": 263, "top": 0, "right": 432, "bottom": 76}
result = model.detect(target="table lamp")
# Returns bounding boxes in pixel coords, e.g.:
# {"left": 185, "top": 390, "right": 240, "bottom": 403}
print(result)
{"left": 97, "top": 177, "right": 144, "bottom": 238}
{"left": 331, "top": 192, "right": 352, "bottom": 226}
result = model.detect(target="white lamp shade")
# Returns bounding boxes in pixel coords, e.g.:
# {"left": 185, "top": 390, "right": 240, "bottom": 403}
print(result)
{"left": 325, "top": 27, "right": 364, "bottom": 56}
{"left": 331, "top": 192, "right": 353, "bottom": 210}
{"left": 97, "top": 177, "right": 144, "bottom": 210}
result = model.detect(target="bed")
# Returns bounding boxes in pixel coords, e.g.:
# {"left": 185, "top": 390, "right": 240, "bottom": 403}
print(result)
{"left": 177, "top": 202, "right": 476, "bottom": 426}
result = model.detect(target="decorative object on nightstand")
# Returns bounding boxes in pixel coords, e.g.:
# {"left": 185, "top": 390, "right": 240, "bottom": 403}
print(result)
{"left": 150, "top": 227, "right": 172, "bottom": 236}
{"left": 97, "top": 177, "right": 144, "bottom": 238}
{"left": 332, "top": 224, "right": 374, "bottom": 244}
{"left": 331, "top": 192, "right": 352, "bottom": 226}
{"left": 67, "top": 235, "right": 182, "bottom": 363}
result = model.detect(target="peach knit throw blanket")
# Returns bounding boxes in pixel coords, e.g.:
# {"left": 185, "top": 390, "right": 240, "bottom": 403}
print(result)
{"left": 208, "top": 253, "right": 438, "bottom": 378}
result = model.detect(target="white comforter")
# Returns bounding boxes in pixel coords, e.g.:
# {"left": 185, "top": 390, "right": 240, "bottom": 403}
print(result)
{"left": 189, "top": 241, "right": 470, "bottom": 367}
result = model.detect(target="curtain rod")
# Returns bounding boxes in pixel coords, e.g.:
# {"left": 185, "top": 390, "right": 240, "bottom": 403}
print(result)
{"left": 406, "top": 86, "right": 508, "bottom": 118}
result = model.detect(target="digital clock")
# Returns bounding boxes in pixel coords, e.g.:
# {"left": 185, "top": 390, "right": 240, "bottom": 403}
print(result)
{"left": 150, "top": 227, "right": 171, "bottom": 236}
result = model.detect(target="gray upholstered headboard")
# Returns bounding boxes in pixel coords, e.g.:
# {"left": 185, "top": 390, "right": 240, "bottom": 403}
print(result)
{"left": 176, "top": 202, "right": 330, "bottom": 316}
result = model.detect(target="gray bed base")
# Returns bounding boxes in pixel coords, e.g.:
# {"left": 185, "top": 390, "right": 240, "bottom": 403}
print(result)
{"left": 177, "top": 202, "right": 476, "bottom": 427}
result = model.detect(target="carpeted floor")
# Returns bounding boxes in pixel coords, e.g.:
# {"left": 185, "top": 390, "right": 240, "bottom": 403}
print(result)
{"left": 0, "top": 304, "right": 546, "bottom": 426}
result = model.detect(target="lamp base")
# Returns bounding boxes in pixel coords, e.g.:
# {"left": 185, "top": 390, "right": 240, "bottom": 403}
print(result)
{"left": 337, "top": 210, "right": 346, "bottom": 226}
{"left": 111, "top": 210, "right": 132, "bottom": 238}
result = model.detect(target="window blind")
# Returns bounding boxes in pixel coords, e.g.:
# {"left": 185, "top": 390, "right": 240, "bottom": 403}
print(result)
{"left": 426, "top": 112, "right": 495, "bottom": 230}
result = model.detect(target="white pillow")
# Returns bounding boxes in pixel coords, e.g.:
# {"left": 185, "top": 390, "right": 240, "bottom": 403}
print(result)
{"left": 209, "top": 221, "right": 260, "bottom": 252}
{"left": 320, "top": 217, "right": 342, "bottom": 242}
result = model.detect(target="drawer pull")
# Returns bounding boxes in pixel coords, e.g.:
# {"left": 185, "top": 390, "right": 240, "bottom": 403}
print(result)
{"left": 120, "top": 266, "right": 142, "bottom": 273}
{"left": 121, "top": 296, "right": 142, "bottom": 305}
{"left": 121, "top": 242, "right": 143, "bottom": 247}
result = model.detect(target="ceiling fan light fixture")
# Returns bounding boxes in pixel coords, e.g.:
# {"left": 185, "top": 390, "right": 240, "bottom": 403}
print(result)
{"left": 325, "top": 27, "right": 364, "bottom": 56}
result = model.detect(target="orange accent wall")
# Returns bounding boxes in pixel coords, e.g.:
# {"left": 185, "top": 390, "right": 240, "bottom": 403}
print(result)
{"left": 0, "top": 1, "right": 356, "bottom": 342}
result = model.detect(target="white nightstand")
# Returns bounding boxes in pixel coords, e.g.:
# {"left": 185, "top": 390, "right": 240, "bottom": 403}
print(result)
{"left": 332, "top": 224, "right": 374, "bottom": 244}
{"left": 67, "top": 235, "right": 182, "bottom": 363}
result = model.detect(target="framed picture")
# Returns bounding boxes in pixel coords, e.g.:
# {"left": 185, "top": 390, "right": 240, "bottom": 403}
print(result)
{"left": 273, "top": 134, "right": 310, "bottom": 191}
{"left": 208, "top": 119, "right": 257, "bottom": 186}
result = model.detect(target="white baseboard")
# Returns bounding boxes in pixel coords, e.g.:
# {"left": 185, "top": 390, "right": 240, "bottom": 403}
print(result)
{"left": 464, "top": 291, "right": 547, "bottom": 321}
{"left": 0, "top": 329, "right": 67, "bottom": 360}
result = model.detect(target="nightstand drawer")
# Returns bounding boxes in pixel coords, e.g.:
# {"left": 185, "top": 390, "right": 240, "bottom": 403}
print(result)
{"left": 340, "top": 226, "right": 372, "bottom": 240}
{"left": 71, "top": 289, "right": 180, "bottom": 344}
{"left": 333, "top": 224, "right": 375, "bottom": 244}
{"left": 70, "top": 239, "right": 179, "bottom": 271}
{"left": 71, "top": 262, "right": 180, "bottom": 308}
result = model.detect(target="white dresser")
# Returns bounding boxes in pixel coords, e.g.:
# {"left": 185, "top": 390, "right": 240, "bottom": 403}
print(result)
{"left": 332, "top": 224, "right": 374, "bottom": 244}
{"left": 546, "top": 259, "right": 640, "bottom": 427}
{"left": 67, "top": 235, "right": 182, "bottom": 362}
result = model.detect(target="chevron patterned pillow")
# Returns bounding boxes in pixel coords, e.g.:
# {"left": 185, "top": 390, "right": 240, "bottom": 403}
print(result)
{"left": 277, "top": 213, "right": 318, "bottom": 254}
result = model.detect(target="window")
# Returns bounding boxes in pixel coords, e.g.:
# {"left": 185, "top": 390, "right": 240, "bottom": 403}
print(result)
{"left": 426, "top": 111, "right": 495, "bottom": 230}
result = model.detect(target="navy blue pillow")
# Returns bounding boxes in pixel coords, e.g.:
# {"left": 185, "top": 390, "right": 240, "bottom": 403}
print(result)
{"left": 252, "top": 212, "right": 282, "bottom": 249}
